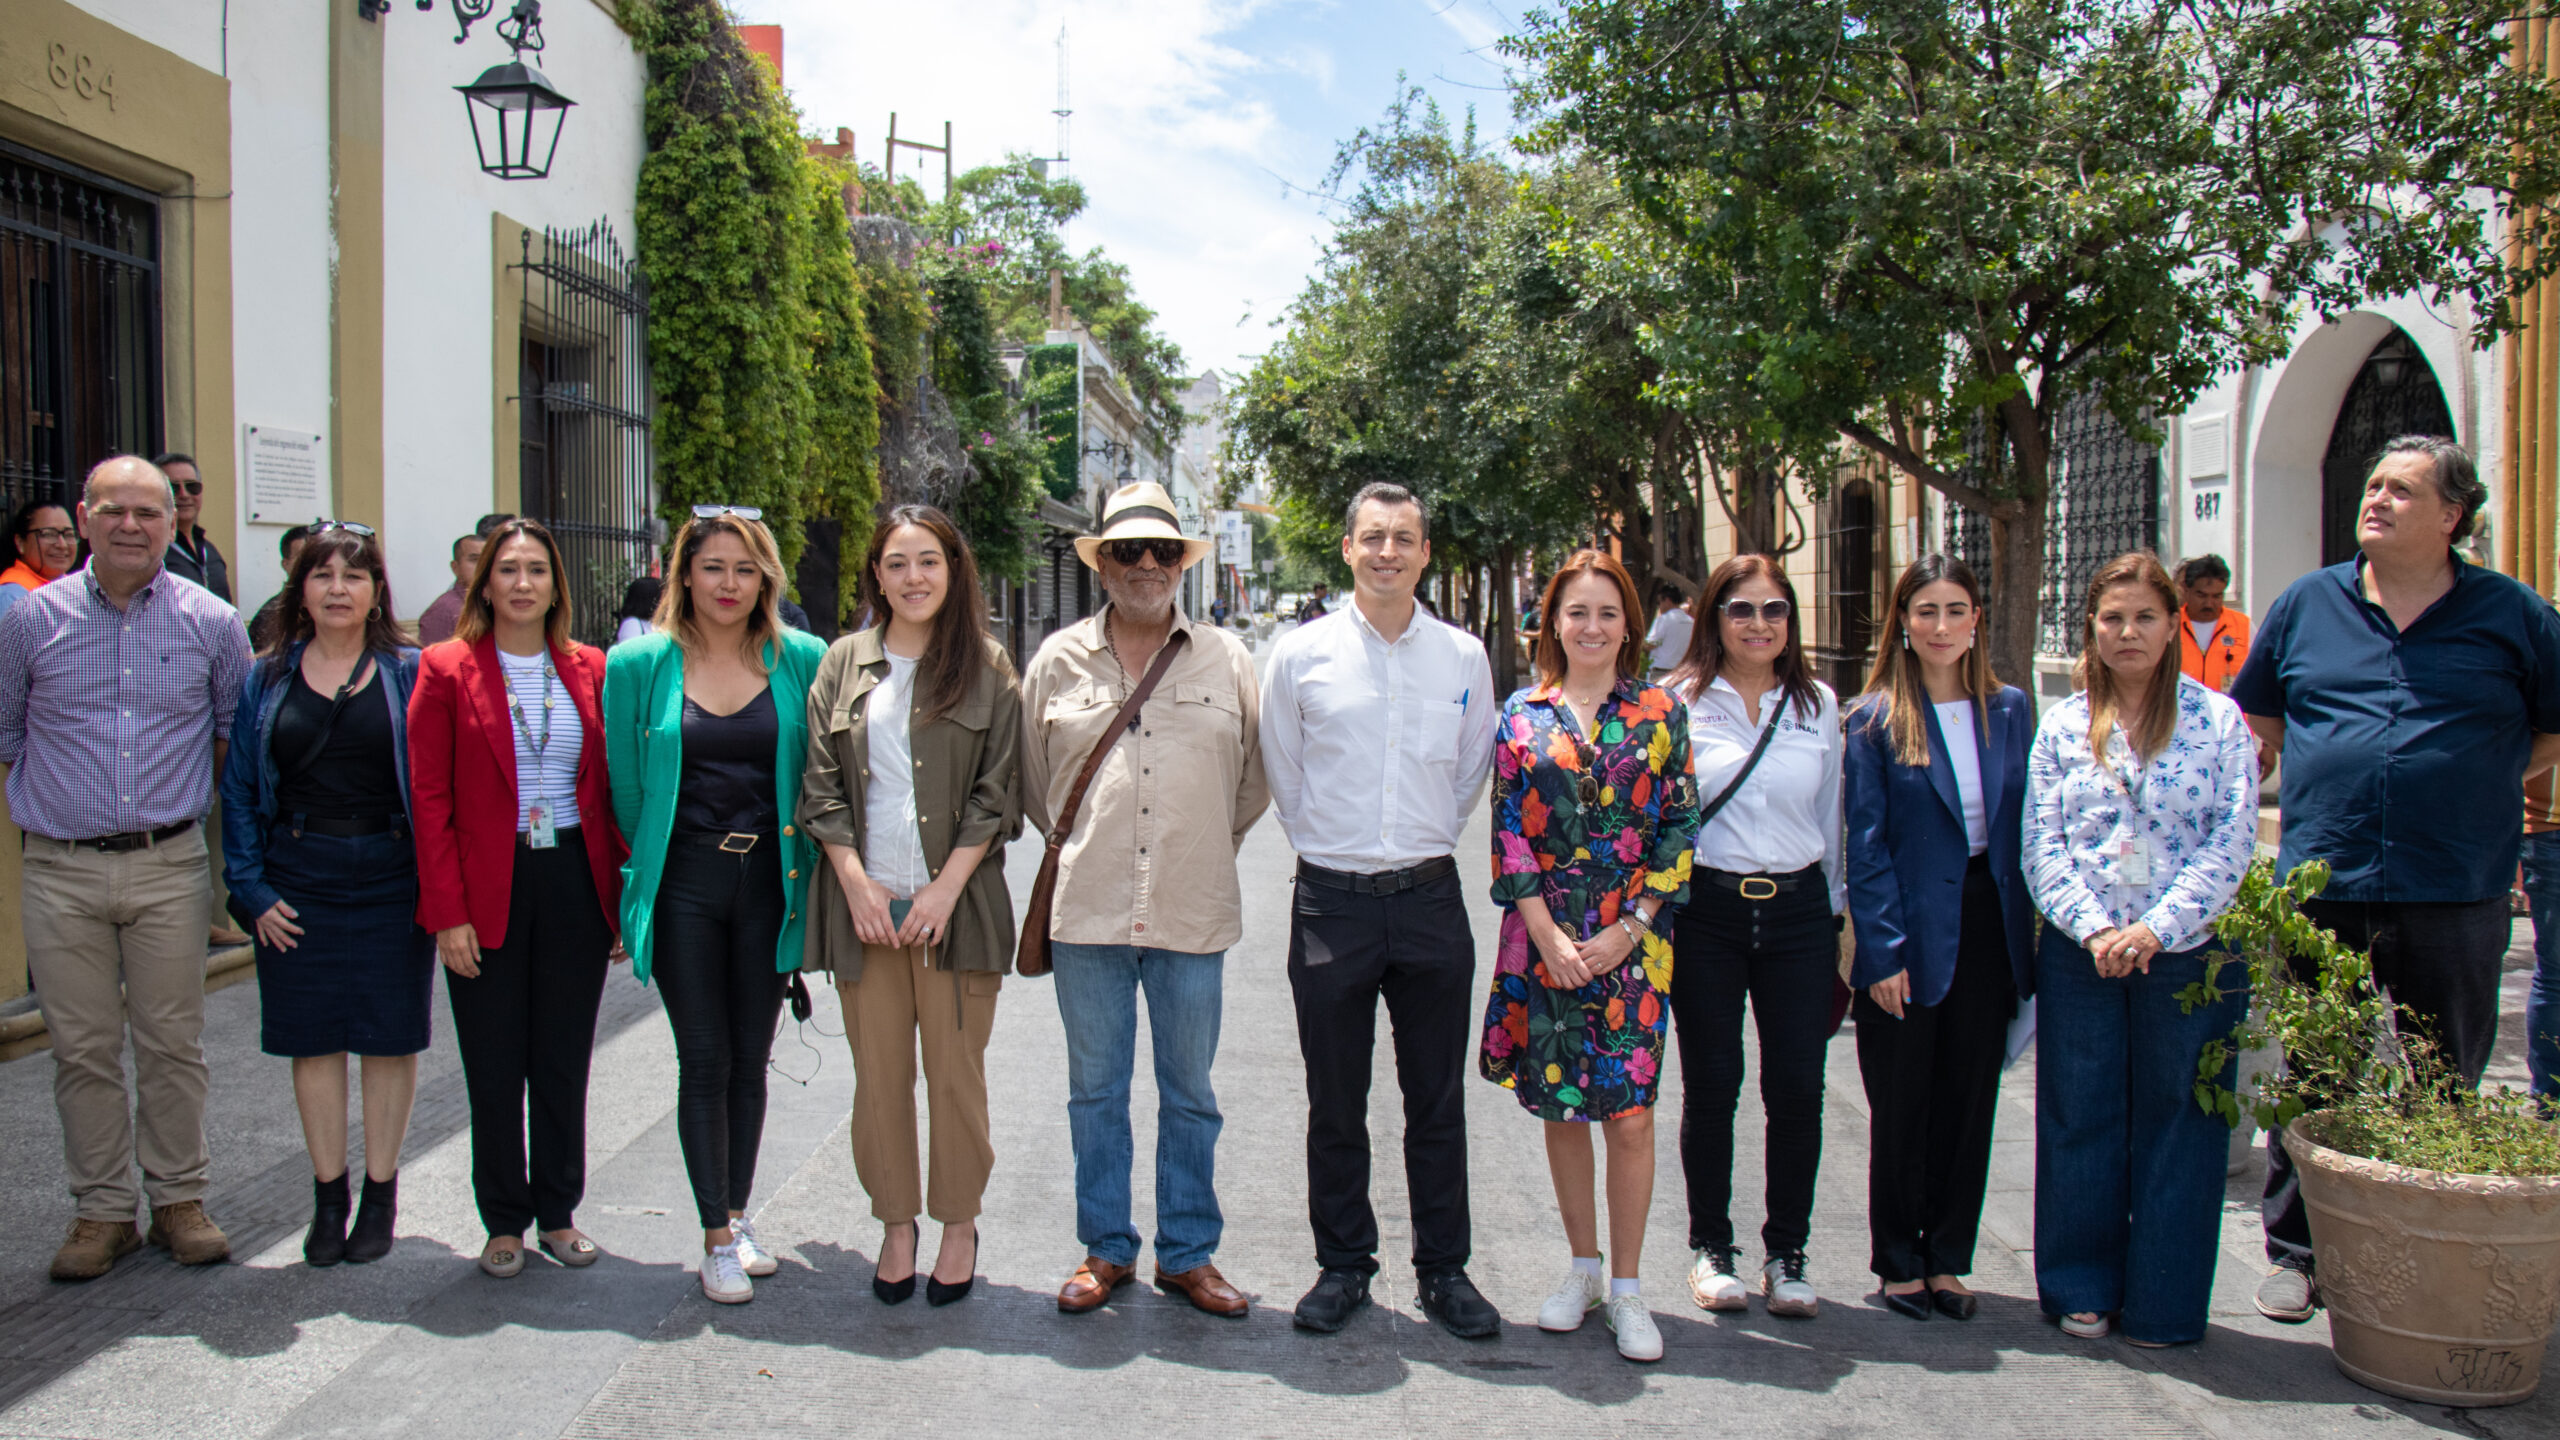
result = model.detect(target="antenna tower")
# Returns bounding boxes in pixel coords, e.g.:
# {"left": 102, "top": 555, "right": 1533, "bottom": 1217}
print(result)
{"left": 1053, "top": 25, "right": 1071, "bottom": 173}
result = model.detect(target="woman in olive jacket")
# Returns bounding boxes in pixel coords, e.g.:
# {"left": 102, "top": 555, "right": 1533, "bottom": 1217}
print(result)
{"left": 801, "top": 504, "right": 1022, "bottom": 1308}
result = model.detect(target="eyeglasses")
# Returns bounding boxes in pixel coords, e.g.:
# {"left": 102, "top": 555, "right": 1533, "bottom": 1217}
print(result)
{"left": 308, "top": 520, "right": 377, "bottom": 538}
{"left": 174, "top": 480, "right": 203, "bottom": 496}
{"left": 693, "top": 504, "right": 764, "bottom": 521}
{"left": 1720, "top": 598, "right": 1792, "bottom": 626}
{"left": 1105, "top": 537, "right": 1187, "bottom": 568}
{"left": 23, "top": 527, "right": 74, "bottom": 544}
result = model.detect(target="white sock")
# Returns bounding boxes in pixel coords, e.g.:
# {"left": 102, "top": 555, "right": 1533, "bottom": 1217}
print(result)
{"left": 1572, "top": 1254, "right": 1604, "bottom": 1279}
{"left": 1610, "top": 1277, "right": 1641, "bottom": 1298}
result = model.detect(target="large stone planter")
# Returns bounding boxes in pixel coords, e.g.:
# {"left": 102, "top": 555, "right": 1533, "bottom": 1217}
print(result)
{"left": 2290, "top": 1114, "right": 2560, "bottom": 1406}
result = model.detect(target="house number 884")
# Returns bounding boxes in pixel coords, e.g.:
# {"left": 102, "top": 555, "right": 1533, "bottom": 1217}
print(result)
{"left": 46, "top": 43, "right": 118, "bottom": 111}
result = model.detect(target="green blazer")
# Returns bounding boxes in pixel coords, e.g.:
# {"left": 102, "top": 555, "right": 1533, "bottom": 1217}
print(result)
{"left": 603, "top": 627, "right": 829, "bottom": 983}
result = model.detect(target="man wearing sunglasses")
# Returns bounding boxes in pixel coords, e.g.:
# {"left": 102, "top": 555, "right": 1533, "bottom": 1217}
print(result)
{"left": 151, "top": 454, "right": 231, "bottom": 606}
{"left": 1260, "top": 481, "right": 1501, "bottom": 1339}
{"left": 1021, "top": 481, "right": 1269, "bottom": 1319}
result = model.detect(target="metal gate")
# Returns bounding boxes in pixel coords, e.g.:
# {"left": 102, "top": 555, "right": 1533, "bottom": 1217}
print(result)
{"left": 0, "top": 141, "right": 160, "bottom": 515}
{"left": 1941, "top": 394, "right": 2159, "bottom": 657}
{"left": 2320, "top": 328, "right": 2452, "bottom": 567}
{"left": 514, "top": 220, "right": 652, "bottom": 647}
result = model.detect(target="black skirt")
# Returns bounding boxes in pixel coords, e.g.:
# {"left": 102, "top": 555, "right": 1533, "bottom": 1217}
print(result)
{"left": 254, "top": 824, "right": 436, "bottom": 1058}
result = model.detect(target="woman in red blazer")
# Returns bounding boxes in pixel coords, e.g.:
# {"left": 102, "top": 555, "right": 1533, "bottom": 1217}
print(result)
{"left": 408, "top": 518, "right": 627, "bottom": 1279}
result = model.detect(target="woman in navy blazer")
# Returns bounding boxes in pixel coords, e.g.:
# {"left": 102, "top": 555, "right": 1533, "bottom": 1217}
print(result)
{"left": 1842, "top": 555, "right": 2034, "bottom": 1322}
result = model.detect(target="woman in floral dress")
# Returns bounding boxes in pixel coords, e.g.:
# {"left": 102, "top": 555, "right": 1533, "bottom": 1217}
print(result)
{"left": 1481, "top": 549, "right": 1698, "bottom": 1362}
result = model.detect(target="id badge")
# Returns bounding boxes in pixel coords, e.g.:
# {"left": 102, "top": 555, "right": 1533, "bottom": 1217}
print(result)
{"left": 2116, "top": 833, "right": 2152, "bottom": 888}
{"left": 527, "top": 801, "right": 558, "bottom": 850}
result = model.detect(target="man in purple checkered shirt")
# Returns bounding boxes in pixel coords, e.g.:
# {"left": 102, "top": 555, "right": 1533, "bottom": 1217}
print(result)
{"left": 0, "top": 456, "right": 251, "bottom": 1282}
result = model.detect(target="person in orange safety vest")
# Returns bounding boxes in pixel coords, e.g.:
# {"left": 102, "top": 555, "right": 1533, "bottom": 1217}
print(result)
{"left": 2176, "top": 554, "right": 2251, "bottom": 692}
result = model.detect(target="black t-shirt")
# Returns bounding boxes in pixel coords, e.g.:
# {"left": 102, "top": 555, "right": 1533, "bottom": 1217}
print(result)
{"left": 674, "top": 687, "right": 779, "bottom": 836}
{"left": 271, "top": 663, "right": 402, "bottom": 818}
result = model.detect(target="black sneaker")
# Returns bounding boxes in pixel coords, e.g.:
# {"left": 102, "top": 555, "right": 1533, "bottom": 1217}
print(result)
{"left": 1293, "top": 1267, "right": 1372, "bottom": 1332}
{"left": 1417, "top": 1268, "right": 1502, "bottom": 1338}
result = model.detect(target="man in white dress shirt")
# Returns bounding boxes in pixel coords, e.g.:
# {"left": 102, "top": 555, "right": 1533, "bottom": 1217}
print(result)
{"left": 1260, "top": 482, "right": 1502, "bottom": 1339}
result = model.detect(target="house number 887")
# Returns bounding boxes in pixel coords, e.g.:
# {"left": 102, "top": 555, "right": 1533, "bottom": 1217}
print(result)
{"left": 2193, "top": 491, "right": 2223, "bottom": 521}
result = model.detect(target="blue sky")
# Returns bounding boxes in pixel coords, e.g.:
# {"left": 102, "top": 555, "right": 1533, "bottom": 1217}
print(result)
{"left": 739, "top": 0, "right": 1528, "bottom": 378}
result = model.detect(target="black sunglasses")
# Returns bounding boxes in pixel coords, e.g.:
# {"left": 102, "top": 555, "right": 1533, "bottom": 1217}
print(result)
{"left": 174, "top": 480, "right": 204, "bottom": 496}
{"left": 1105, "top": 537, "right": 1187, "bottom": 568}
{"left": 1721, "top": 598, "right": 1792, "bottom": 625}
{"left": 307, "top": 519, "right": 377, "bottom": 538}
{"left": 692, "top": 504, "right": 764, "bottom": 521}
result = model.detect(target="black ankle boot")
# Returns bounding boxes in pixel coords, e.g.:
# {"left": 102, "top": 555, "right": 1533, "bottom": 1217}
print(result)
{"left": 344, "top": 1173, "right": 397, "bottom": 1264}
{"left": 305, "top": 1173, "right": 351, "bottom": 1268}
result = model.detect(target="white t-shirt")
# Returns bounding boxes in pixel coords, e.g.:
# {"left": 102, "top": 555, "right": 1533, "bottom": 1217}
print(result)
{"left": 1645, "top": 608, "right": 1694, "bottom": 676}
{"left": 497, "top": 648, "right": 582, "bottom": 831}
{"left": 2188, "top": 618, "right": 2217, "bottom": 657}
{"left": 1935, "top": 699, "right": 1990, "bottom": 855}
{"left": 861, "top": 650, "right": 931, "bottom": 897}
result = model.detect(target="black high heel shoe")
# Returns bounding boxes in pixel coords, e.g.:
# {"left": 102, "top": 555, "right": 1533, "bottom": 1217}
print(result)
{"left": 927, "top": 1226, "right": 980, "bottom": 1307}
{"left": 873, "top": 1220, "right": 919, "bottom": 1305}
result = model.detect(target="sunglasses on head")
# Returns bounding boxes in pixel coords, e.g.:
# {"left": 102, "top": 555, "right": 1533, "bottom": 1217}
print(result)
{"left": 1720, "top": 598, "right": 1792, "bottom": 625}
{"left": 1105, "top": 537, "right": 1187, "bottom": 568}
{"left": 692, "top": 504, "right": 764, "bottom": 521}
{"left": 308, "top": 519, "right": 376, "bottom": 538}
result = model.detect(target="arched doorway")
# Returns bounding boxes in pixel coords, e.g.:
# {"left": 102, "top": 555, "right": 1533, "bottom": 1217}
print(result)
{"left": 2320, "top": 327, "right": 2454, "bottom": 566}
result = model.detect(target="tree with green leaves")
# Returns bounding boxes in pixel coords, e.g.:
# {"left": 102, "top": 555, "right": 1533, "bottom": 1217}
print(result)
{"left": 1517, "top": 0, "right": 2560, "bottom": 682}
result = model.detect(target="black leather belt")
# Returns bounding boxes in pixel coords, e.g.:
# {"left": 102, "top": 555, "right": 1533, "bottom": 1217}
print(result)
{"left": 1297, "top": 855, "right": 1456, "bottom": 896}
{"left": 62, "top": 818, "right": 195, "bottom": 854}
{"left": 677, "top": 830, "right": 771, "bottom": 853}
{"left": 283, "top": 814, "right": 403, "bottom": 838}
{"left": 1697, "top": 864, "right": 1820, "bottom": 901}
{"left": 517, "top": 824, "right": 585, "bottom": 849}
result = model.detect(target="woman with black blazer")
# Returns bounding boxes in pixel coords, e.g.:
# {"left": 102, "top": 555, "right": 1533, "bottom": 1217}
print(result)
{"left": 408, "top": 518, "right": 627, "bottom": 1279}
{"left": 1843, "top": 555, "right": 2036, "bottom": 1321}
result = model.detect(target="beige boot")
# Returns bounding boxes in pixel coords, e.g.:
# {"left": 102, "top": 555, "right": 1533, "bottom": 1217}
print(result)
{"left": 147, "top": 1201, "right": 231, "bottom": 1266}
{"left": 49, "top": 1217, "right": 141, "bottom": 1281}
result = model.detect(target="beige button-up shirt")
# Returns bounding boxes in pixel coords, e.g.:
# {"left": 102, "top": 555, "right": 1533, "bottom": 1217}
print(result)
{"left": 1020, "top": 604, "right": 1268, "bottom": 952}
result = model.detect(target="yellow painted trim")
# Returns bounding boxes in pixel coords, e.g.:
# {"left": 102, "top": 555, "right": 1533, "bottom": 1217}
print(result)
{"left": 493, "top": 213, "right": 529, "bottom": 516}
{"left": 331, "top": 5, "right": 385, "bottom": 530}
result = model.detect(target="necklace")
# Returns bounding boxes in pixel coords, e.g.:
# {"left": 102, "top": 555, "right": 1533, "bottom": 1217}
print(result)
{"left": 1103, "top": 609, "right": 1131, "bottom": 693}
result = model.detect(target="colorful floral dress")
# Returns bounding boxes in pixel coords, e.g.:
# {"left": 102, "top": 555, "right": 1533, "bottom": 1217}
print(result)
{"left": 1479, "top": 677, "right": 1700, "bottom": 1121}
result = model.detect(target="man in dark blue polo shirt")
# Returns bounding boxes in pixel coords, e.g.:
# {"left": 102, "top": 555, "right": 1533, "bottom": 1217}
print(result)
{"left": 2230, "top": 435, "right": 2560, "bottom": 1324}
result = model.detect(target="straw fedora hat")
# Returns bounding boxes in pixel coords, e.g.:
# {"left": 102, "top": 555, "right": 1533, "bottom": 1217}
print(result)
{"left": 1074, "top": 481, "right": 1215, "bottom": 570}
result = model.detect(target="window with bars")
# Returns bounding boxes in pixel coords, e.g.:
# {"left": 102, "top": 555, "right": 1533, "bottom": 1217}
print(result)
{"left": 514, "top": 221, "right": 653, "bottom": 647}
{"left": 1941, "top": 394, "right": 2160, "bottom": 657}
{"left": 0, "top": 141, "right": 160, "bottom": 516}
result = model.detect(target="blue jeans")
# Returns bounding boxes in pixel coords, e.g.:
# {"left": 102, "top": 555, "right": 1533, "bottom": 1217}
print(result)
{"left": 1050, "top": 943, "right": 1226, "bottom": 1273}
{"left": 2526, "top": 830, "right": 2560, "bottom": 1099}
{"left": 2033, "top": 927, "right": 2245, "bottom": 1345}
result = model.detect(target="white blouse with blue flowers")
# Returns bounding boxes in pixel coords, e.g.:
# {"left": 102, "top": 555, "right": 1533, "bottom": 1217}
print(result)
{"left": 2026, "top": 674, "right": 2261, "bottom": 954}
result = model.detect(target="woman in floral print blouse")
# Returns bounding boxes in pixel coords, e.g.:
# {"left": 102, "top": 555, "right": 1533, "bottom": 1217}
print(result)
{"left": 1481, "top": 549, "right": 1698, "bottom": 1363}
{"left": 2026, "top": 550, "right": 2258, "bottom": 1349}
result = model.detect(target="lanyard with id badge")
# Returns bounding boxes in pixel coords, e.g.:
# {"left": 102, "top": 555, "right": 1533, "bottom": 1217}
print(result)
{"left": 2109, "top": 736, "right": 2153, "bottom": 891}
{"left": 509, "top": 655, "right": 562, "bottom": 849}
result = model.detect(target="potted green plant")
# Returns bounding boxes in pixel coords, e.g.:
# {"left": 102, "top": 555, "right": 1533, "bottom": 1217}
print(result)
{"left": 2190, "top": 859, "right": 2560, "bottom": 1406}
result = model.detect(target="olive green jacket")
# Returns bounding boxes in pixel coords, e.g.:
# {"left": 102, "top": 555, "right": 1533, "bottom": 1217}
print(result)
{"left": 798, "top": 627, "right": 1022, "bottom": 981}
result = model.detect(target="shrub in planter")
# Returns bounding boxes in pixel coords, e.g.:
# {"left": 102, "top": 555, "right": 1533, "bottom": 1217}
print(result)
{"left": 2192, "top": 859, "right": 2560, "bottom": 1406}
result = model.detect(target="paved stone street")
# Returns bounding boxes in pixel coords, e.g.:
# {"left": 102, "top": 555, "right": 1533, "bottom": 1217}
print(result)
{"left": 0, "top": 639, "right": 2555, "bottom": 1438}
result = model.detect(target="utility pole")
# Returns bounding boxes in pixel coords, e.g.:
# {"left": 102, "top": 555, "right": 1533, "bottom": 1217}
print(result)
{"left": 883, "top": 112, "right": 953, "bottom": 198}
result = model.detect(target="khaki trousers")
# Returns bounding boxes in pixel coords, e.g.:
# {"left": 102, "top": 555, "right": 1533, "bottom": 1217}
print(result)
{"left": 841, "top": 942, "right": 999, "bottom": 1224}
{"left": 22, "top": 826, "right": 215, "bottom": 1220}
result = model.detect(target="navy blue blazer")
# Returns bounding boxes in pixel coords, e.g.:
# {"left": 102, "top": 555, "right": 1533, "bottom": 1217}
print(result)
{"left": 1842, "top": 684, "right": 2035, "bottom": 1007}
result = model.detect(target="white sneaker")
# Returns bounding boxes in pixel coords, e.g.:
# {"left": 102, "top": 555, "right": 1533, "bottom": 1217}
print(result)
{"left": 1537, "top": 1266, "right": 1606, "bottom": 1332}
{"left": 700, "top": 1243, "right": 753, "bottom": 1304}
{"left": 1688, "top": 1246, "right": 1748, "bottom": 1312}
{"left": 1603, "top": 1293, "right": 1664, "bottom": 1362}
{"left": 730, "top": 1215, "right": 778, "bottom": 1278}
{"left": 1762, "top": 1253, "right": 1818, "bottom": 1318}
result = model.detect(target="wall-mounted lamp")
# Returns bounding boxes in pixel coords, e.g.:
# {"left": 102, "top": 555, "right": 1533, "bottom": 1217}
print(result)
{"left": 363, "top": 0, "right": 575, "bottom": 181}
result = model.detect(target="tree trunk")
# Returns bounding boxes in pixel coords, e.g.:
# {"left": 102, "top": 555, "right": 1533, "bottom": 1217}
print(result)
{"left": 1492, "top": 544, "right": 1520, "bottom": 700}
{"left": 1983, "top": 494, "right": 2048, "bottom": 694}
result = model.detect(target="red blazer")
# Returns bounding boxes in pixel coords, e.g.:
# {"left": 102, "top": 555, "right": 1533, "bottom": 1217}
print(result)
{"left": 408, "top": 634, "right": 626, "bottom": 944}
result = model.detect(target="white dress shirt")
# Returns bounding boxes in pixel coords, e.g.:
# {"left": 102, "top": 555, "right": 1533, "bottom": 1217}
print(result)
{"left": 860, "top": 650, "right": 931, "bottom": 896}
{"left": 1645, "top": 607, "right": 1694, "bottom": 678}
{"left": 1260, "top": 600, "right": 1497, "bottom": 873}
{"left": 1685, "top": 674, "right": 1845, "bottom": 913}
{"left": 1934, "top": 699, "right": 1990, "bottom": 854}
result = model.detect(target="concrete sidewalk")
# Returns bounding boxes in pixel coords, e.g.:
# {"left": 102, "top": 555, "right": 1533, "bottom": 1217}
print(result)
{"left": 0, "top": 804, "right": 2553, "bottom": 1438}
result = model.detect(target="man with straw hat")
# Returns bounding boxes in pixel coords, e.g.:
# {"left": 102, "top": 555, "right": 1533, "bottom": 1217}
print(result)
{"left": 1022, "top": 481, "right": 1269, "bottom": 1318}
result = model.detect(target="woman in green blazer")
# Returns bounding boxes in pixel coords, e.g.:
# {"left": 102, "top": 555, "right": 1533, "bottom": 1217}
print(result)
{"left": 801, "top": 504, "right": 1021, "bottom": 1307}
{"left": 602, "top": 507, "right": 826, "bottom": 1307}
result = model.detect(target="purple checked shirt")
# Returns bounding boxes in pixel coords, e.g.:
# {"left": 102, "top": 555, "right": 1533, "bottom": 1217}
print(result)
{"left": 0, "top": 563, "right": 252, "bottom": 841}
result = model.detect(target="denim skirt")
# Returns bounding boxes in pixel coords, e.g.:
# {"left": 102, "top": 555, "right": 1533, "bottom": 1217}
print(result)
{"left": 254, "top": 824, "right": 436, "bottom": 1058}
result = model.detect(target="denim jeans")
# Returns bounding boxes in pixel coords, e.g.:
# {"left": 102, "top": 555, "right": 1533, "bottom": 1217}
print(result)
{"left": 2033, "top": 926, "right": 2245, "bottom": 1345}
{"left": 2525, "top": 830, "right": 2560, "bottom": 1099}
{"left": 1050, "top": 943, "right": 1226, "bottom": 1273}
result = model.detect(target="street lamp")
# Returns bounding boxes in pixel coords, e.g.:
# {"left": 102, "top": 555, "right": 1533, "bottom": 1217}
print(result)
{"left": 450, "top": 0, "right": 576, "bottom": 181}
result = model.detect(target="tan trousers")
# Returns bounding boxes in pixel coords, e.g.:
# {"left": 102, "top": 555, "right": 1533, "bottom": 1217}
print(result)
{"left": 22, "top": 826, "right": 214, "bottom": 1220}
{"left": 841, "top": 942, "right": 999, "bottom": 1224}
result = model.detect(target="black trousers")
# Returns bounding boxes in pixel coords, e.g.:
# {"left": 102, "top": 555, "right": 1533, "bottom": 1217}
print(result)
{"left": 446, "top": 834, "right": 612, "bottom": 1237}
{"left": 1671, "top": 869, "right": 1837, "bottom": 1257}
{"left": 653, "top": 839, "right": 789, "bottom": 1230}
{"left": 2262, "top": 893, "right": 2510, "bottom": 1269}
{"left": 1287, "top": 861, "right": 1474, "bottom": 1275}
{"left": 1853, "top": 859, "right": 2017, "bottom": 1283}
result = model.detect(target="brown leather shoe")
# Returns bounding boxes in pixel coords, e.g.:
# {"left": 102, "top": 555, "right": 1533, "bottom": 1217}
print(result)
{"left": 1155, "top": 1262, "right": 1248, "bottom": 1317}
{"left": 50, "top": 1218, "right": 141, "bottom": 1281}
{"left": 209, "top": 924, "right": 251, "bottom": 948}
{"left": 147, "top": 1201, "right": 231, "bottom": 1266}
{"left": 1058, "top": 1256, "right": 1136, "bottom": 1313}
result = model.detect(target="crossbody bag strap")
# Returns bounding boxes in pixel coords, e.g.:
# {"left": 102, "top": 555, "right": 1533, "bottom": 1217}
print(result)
{"left": 1695, "top": 695, "right": 1784, "bottom": 832}
{"left": 282, "top": 654, "right": 378, "bottom": 783}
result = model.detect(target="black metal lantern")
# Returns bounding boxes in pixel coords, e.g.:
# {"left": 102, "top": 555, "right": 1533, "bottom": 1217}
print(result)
{"left": 457, "top": 59, "right": 574, "bottom": 180}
